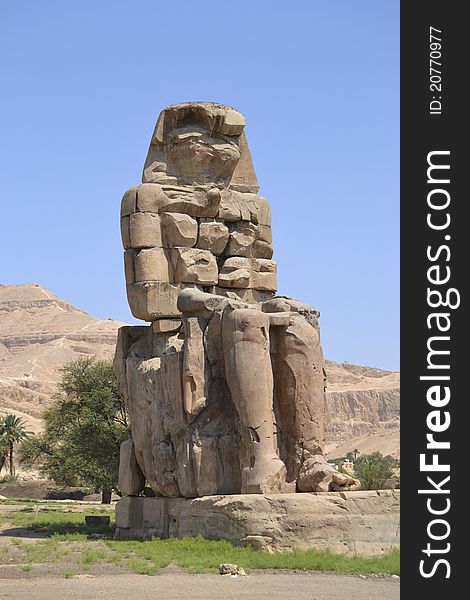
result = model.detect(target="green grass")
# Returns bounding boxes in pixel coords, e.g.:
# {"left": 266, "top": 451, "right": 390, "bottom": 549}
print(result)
{"left": 82, "top": 547, "right": 106, "bottom": 565}
{"left": 0, "top": 506, "right": 115, "bottom": 536}
{"left": 105, "top": 535, "right": 400, "bottom": 576}
{"left": 127, "top": 557, "right": 159, "bottom": 575}
{"left": 62, "top": 570, "right": 75, "bottom": 579}
{"left": 1, "top": 507, "right": 400, "bottom": 576}
{"left": 23, "top": 538, "right": 60, "bottom": 562}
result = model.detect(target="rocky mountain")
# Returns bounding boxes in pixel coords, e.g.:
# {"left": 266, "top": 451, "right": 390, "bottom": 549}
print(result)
{"left": 0, "top": 284, "right": 126, "bottom": 432}
{"left": 324, "top": 361, "right": 400, "bottom": 459}
{"left": 0, "top": 284, "right": 399, "bottom": 456}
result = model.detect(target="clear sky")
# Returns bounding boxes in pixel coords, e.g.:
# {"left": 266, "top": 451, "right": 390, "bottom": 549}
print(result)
{"left": 0, "top": 1, "right": 399, "bottom": 370}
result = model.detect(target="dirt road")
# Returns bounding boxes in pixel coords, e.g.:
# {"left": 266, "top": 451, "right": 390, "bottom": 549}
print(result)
{"left": 0, "top": 571, "right": 399, "bottom": 600}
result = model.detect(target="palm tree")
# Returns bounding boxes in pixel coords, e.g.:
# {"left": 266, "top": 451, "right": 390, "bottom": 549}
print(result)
{"left": 0, "top": 415, "right": 33, "bottom": 477}
{"left": 0, "top": 444, "right": 7, "bottom": 474}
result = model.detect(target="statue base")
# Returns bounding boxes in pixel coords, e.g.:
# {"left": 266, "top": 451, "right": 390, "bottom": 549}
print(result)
{"left": 115, "top": 490, "right": 400, "bottom": 556}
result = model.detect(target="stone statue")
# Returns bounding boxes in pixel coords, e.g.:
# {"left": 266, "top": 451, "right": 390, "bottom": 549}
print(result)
{"left": 115, "top": 102, "right": 359, "bottom": 498}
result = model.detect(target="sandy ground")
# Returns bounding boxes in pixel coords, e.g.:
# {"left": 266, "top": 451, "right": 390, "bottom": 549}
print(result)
{"left": 0, "top": 571, "right": 400, "bottom": 600}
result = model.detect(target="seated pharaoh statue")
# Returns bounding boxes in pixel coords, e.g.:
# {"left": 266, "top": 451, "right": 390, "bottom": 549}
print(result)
{"left": 115, "top": 102, "right": 359, "bottom": 497}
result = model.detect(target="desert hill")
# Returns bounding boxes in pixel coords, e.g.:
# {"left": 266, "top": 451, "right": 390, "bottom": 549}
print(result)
{"left": 0, "top": 284, "right": 399, "bottom": 457}
{"left": 324, "top": 361, "right": 400, "bottom": 459}
{"left": 0, "top": 284, "right": 126, "bottom": 430}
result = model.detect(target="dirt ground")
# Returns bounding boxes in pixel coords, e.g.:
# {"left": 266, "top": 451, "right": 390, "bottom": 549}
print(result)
{"left": 0, "top": 570, "right": 399, "bottom": 600}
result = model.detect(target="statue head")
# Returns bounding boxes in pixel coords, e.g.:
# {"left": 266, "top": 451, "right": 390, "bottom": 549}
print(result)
{"left": 143, "top": 102, "right": 259, "bottom": 192}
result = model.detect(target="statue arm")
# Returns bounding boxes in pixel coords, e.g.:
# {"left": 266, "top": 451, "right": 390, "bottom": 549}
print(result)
{"left": 177, "top": 288, "right": 226, "bottom": 317}
{"left": 262, "top": 297, "right": 320, "bottom": 327}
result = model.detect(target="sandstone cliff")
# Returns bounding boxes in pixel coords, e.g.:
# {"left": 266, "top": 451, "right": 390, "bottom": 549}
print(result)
{"left": 0, "top": 284, "right": 126, "bottom": 430}
{"left": 324, "top": 361, "right": 400, "bottom": 459}
{"left": 0, "top": 284, "right": 399, "bottom": 456}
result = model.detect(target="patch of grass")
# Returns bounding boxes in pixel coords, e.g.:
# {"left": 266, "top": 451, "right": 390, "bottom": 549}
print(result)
{"left": 52, "top": 533, "right": 89, "bottom": 542}
{"left": 82, "top": 547, "right": 106, "bottom": 565}
{"left": 106, "top": 535, "right": 400, "bottom": 576}
{"left": 24, "top": 538, "right": 60, "bottom": 562}
{"left": 21, "top": 563, "right": 32, "bottom": 572}
{"left": 11, "top": 538, "right": 23, "bottom": 546}
{"left": 0, "top": 507, "right": 115, "bottom": 537}
{"left": 62, "top": 570, "right": 74, "bottom": 579}
{"left": 127, "top": 557, "right": 159, "bottom": 575}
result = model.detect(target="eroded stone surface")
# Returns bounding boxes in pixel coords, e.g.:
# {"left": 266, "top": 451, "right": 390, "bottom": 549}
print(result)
{"left": 136, "top": 183, "right": 169, "bottom": 213}
{"left": 119, "top": 439, "right": 145, "bottom": 496}
{"left": 218, "top": 257, "right": 251, "bottom": 289}
{"left": 226, "top": 222, "right": 258, "bottom": 257}
{"left": 298, "top": 455, "right": 361, "bottom": 492}
{"left": 173, "top": 248, "right": 218, "bottom": 285}
{"left": 134, "top": 248, "right": 171, "bottom": 282}
{"left": 129, "top": 212, "right": 162, "bottom": 248}
{"left": 161, "top": 212, "right": 198, "bottom": 248}
{"left": 197, "top": 219, "right": 229, "bottom": 255}
{"left": 115, "top": 491, "right": 400, "bottom": 556}
{"left": 120, "top": 187, "right": 137, "bottom": 217}
{"left": 126, "top": 282, "right": 185, "bottom": 320}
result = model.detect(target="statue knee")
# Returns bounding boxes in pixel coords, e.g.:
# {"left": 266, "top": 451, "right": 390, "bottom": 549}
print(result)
{"left": 227, "top": 308, "right": 270, "bottom": 331}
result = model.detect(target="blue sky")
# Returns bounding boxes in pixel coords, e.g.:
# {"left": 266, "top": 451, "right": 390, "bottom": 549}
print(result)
{"left": 0, "top": 1, "right": 399, "bottom": 370}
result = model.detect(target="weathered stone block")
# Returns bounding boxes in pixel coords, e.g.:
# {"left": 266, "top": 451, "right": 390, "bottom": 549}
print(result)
{"left": 115, "top": 496, "right": 143, "bottom": 530}
{"left": 119, "top": 439, "right": 145, "bottom": 496}
{"left": 218, "top": 257, "right": 251, "bottom": 289}
{"left": 142, "top": 497, "right": 169, "bottom": 538}
{"left": 217, "top": 189, "right": 241, "bottom": 221}
{"left": 123, "top": 250, "right": 135, "bottom": 284}
{"left": 214, "top": 287, "right": 274, "bottom": 305}
{"left": 136, "top": 183, "right": 169, "bottom": 213}
{"left": 251, "top": 258, "right": 277, "bottom": 291}
{"left": 129, "top": 212, "right": 162, "bottom": 248}
{"left": 113, "top": 326, "right": 150, "bottom": 399}
{"left": 152, "top": 319, "right": 182, "bottom": 333}
{"left": 218, "top": 257, "right": 276, "bottom": 291}
{"left": 253, "top": 196, "right": 272, "bottom": 226}
{"left": 196, "top": 219, "right": 229, "bottom": 255}
{"left": 226, "top": 221, "right": 258, "bottom": 257}
{"left": 133, "top": 248, "right": 171, "bottom": 282}
{"left": 161, "top": 212, "right": 198, "bottom": 248}
{"left": 120, "top": 186, "right": 137, "bottom": 217}
{"left": 252, "top": 239, "right": 274, "bottom": 259}
{"left": 161, "top": 188, "right": 220, "bottom": 218}
{"left": 225, "top": 190, "right": 252, "bottom": 221}
{"left": 120, "top": 216, "right": 131, "bottom": 249}
{"left": 173, "top": 248, "right": 218, "bottom": 285}
{"left": 126, "top": 281, "right": 182, "bottom": 320}
{"left": 258, "top": 225, "right": 272, "bottom": 243}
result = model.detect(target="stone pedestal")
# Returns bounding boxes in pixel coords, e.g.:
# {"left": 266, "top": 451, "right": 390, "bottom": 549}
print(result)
{"left": 115, "top": 490, "right": 400, "bottom": 556}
